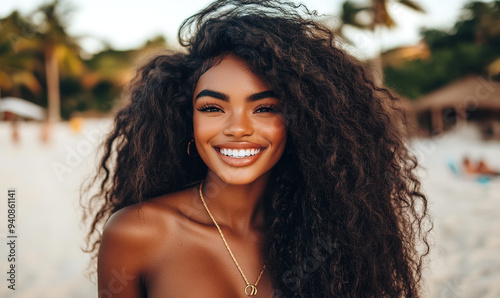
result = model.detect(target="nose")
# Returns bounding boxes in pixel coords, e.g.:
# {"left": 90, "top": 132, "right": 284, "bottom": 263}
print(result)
{"left": 223, "top": 110, "right": 253, "bottom": 138}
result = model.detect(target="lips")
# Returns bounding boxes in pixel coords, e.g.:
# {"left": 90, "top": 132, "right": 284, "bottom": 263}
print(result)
{"left": 213, "top": 142, "right": 266, "bottom": 167}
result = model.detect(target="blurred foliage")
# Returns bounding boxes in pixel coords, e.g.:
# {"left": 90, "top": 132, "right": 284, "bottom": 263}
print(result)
{"left": 2, "top": 0, "right": 499, "bottom": 118}
{"left": 384, "top": 1, "right": 500, "bottom": 99}
{"left": 0, "top": 11, "right": 42, "bottom": 100}
{"left": 335, "top": 0, "right": 425, "bottom": 46}
{"left": 338, "top": 0, "right": 424, "bottom": 31}
{"left": 0, "top": 0, "right": 169, "bottom": 120}
{"left": 337, "top": 0, "right": 425, "bottom": 85}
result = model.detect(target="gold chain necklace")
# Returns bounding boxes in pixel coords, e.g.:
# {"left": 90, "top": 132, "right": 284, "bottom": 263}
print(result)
{"left": 198, "top": 180, "right": 267, "bottom": 296}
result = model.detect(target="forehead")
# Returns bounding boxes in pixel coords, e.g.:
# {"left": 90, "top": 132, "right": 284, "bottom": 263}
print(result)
{"left": 194, "top": 55, "right": 270, "bottom": 93}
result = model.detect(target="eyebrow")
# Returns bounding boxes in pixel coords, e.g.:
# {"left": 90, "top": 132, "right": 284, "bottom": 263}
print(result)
{"left": 195, "top": 89, "right": 276, "bottom": 102}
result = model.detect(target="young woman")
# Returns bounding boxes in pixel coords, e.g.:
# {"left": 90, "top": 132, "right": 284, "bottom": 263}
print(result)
{"left": 82, "top": 0, "right": 431, "bottom": 297}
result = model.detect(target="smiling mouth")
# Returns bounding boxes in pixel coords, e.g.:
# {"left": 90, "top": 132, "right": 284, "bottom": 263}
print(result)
{"left": 215, "top": 147, "right": 264, "bottom": 158}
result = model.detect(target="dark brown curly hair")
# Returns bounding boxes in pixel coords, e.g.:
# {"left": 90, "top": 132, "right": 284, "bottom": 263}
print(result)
{"left": 81, "top": 0, "right": 431, "bottom": 296}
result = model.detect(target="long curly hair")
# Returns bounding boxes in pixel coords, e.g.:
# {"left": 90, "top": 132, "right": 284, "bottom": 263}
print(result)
{"left": 81, "top": 0, "right": 431, "bottom": 296}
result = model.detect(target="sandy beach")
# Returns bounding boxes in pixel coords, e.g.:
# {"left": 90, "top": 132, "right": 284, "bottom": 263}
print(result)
{"left": 0, "top": 119, "right": 499, "bottom": 297}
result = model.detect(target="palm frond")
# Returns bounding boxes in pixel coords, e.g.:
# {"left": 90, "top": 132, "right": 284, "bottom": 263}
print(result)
{"left": 397, "top": 0, "right": 425, "bottom": 13}
{"left": 341, "top": 1, "right": 371, "bottom": 30}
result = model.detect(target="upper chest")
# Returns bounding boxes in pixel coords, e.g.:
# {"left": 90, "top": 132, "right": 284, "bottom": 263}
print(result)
{"left": 143, "top": 209, "right": 275, "bottom": 298}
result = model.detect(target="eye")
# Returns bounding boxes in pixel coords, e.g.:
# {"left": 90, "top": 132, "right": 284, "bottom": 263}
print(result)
{"left": 197, "top": 103, "right": 224, "bottom": 113}
{"left": 255, "top": 104, "right": 280, "bottom": 114}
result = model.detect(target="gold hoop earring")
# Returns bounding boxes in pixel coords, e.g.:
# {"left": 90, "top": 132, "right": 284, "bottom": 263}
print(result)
{"left": 187, "top": 139, "right": 194, "bottom": 156}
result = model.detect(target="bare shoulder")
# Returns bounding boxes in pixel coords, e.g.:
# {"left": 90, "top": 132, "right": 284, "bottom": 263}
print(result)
{"left": 97, "top": 203, "right": 167, "bottom": 278}
{"left": 97, "top": 187, "right": 199, "bottom": 297}
{"left": 99, "top": 185, "right": 201, "bottom": 259}
{"left": 97, "top": 203, "right": 163, "bottom": 297}
{"left": 100, "top": 203, "right": 162, "bottom": 250}
{"left": 100, "top": 191, "right": 189, "bottom": 252}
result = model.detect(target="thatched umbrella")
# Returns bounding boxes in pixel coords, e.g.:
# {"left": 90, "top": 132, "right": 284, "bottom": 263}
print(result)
{"left": 413, "top": 76, "right": 500, "bottom": 132}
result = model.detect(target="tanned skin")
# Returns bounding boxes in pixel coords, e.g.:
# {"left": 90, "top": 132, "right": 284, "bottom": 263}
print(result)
{"left": 97, "top": 56, "right": 285, "bottom": 297}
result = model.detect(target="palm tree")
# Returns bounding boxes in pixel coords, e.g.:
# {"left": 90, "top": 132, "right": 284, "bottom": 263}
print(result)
{"left": 34, "top": 0, "right": 83, "bottom": 122}
{"left": 0, "top": 11, "right": 42, "bottom": 98}
{"left": 338, "top": 0, "right": 425, "bottom": 84}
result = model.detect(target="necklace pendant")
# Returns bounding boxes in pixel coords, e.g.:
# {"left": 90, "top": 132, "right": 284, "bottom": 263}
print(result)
{"left": 244, "top": 284, "right": 258, "bottom": 296}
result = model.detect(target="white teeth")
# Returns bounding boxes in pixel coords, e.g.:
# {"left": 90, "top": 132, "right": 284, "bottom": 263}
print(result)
{"left": 218, "top": 148, "right": 262, "bottom": 158}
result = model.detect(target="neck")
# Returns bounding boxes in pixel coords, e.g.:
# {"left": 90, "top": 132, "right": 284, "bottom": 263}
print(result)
{"left": 199, "top": 171, "right": 269, "bottom": 236}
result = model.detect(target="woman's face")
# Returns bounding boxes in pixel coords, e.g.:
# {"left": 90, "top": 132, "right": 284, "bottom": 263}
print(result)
{"left": 192, "top": 55, "right": 287, "bottom": 185}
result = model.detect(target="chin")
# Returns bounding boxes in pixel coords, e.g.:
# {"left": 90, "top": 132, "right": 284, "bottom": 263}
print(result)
{"left": 210, "top": 168, "right": 270, "bottom": 187}
{"left": 218, "top": 174, "right": 259, "bottom": 186}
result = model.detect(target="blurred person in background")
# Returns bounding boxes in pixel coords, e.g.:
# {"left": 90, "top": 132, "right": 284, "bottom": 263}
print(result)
{"left": 463, "top": 156, "right": 500, "bottom": 176}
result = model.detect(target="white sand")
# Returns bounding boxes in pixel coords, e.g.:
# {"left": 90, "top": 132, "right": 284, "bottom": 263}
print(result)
{"left": 414, "top": 126, "right": 500, "bottom": 298}
{"left": 0, "top": 120, "right": 110, "bottom": 298}
{"left": 0, "top": 120, "right": 499, "bottom": 297}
